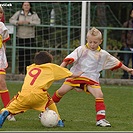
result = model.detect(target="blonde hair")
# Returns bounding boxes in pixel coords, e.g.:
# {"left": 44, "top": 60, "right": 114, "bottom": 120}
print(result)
{"left": 86, "top": 27, "right": 102, "bottom": 40}
{"left": 0, "top": 6, "right": 4, "bottom": 13}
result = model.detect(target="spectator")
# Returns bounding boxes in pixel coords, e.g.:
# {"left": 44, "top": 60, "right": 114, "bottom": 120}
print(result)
{"left": 121, "top": 9, "right": 133, "bottom": 79}
{"left": 0, "top": 6, "right": 16, "bottom": 122}
{"left": 9, "top": 1, "right": 40, "bottom": 74}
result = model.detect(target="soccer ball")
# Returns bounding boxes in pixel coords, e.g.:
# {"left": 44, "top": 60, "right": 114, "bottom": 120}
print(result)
{"left": 40, "top": 110, "right": 58, "bottom": 127}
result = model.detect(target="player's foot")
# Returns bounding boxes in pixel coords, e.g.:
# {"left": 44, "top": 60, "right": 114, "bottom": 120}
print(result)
{"left": 96, "top": 119, "right": 111, "bottom": 127}
{"left": 0, "top": 110, "right": 9, "bottom": 128}
{"left": 38, "top": 108, "right": 49, "bottom": 119}
{"left": 38, "top": 112, "right": 43, "bottom": 120}
{"left": 57, "top": 120, "right": 64, "bottom": 127}
{"left": 7, "top": 115, "right": 16, "bottom": 121}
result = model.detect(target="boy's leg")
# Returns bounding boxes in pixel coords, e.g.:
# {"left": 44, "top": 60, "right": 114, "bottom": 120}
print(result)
{"left": 46, "top": 102, "right": 64, "bottom": 127}
{"left": 0, "top": 74, "right": 10, "bottom": 107}
{"left": 0, "top": 90, "right": 10, "bottom": 107}
{"left": 42, "top": 95, "right": 65, "bottom": 127}
{"left": 52, "top": 84, "right": 73, "bottom": 103}
{"left": 47, "top": 103, "right": 61, "bottom": 120}
{"left": 52, "top": 90, "right": 63, "bottom": 103}
{"left": 95, "top": 98, "right": 106, "bottom": 121}
{"left": 0, "top": 74, "right": 16, "bottom": 122}
{"left": 51, "top": 84, "right": 73, "bottom": 127}
{"left": 95, "top": 98, "right": 111, "bottom": 127}
{"left": 87, "top": 86, "right": 111, "bottom": 127}
{"left": 45, "top": 96, "right": 61, "bottom": 120}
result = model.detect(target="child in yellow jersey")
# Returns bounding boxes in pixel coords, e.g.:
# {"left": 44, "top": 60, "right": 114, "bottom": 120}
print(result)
{"left": 52, "top": 27, "right": 133, "bottom": 127}
{"left": 0, "top": 51, "right": 82, "bottom": 128}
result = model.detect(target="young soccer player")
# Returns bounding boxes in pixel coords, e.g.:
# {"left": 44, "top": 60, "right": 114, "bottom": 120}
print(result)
{"left": 0, "top": 20, "right": 16, "bottom": 121}
{"left": 0, "top": 51, "right": 81, "bottom": 128}
{"left": 52, "top": 27, "right": 133, "bottom": 127}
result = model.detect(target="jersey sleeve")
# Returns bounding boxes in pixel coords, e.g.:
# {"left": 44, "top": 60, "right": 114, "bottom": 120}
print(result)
{"left": 52, "top": 64, "right": 73, "bottom": 80}
{"left": 103, "top": 52, "right": 122, "bottom": 70}
{"left": 63, "top": 46, "right": 83, "bottom": 64}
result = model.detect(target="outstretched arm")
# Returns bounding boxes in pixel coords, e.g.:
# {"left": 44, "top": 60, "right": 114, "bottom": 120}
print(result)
{"left": 60, "top": 61, "right": 68, "bottom": 67}
{"left": 120, "top": 64, "right": 133, "bottom": 75}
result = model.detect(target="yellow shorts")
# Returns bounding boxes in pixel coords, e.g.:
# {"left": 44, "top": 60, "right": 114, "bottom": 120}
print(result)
{"left": 0, "top": 70, "right": 6, "bottom": 75}
{"left": 2, "top": 91, "right": 50, "bottom": 115}
{"left": 64, "top": 77, "right": 100, "bottom": 94}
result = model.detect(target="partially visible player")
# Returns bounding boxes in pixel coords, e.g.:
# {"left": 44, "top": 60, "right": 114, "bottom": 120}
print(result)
{"left": 0, "top": 51, "right": 82, "bottom": 128}
{"left": 52, "top": 27, "right": 133, "bottom": 127}
{"left": 0, "top": 19, "right": 16, "bottom": 121}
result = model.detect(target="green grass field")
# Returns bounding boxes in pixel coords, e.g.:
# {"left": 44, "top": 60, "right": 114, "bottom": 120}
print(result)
{"left": 0, "top": 81, "right": 132, "bottom": 131}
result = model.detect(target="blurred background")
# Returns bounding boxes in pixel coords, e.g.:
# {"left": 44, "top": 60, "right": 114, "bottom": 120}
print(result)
{"left": 1, "top": 1, "right": 133, "bottom": 79}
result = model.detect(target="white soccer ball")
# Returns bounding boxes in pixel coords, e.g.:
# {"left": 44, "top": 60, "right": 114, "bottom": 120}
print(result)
{"left": 40, "top": 110, "right": 58, "bottom": 127}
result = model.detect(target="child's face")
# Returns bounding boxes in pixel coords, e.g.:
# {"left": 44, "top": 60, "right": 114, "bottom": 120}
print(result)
{"left": 86, "top": 35, "right": 102, "bottom": 51}
{"left": 22, "top": 2, "right": 31, "bottom": 12}
{"left": 0, "top": 11, "right": 3, "bottom": 19}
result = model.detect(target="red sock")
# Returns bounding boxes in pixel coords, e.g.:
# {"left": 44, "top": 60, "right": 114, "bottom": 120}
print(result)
{"left": 0, "top": 90, "right": 10, "bottom": 107}
{"left": 95, "top": 98, "right": 106, "bottom": 121}
{"left": 52, "top": 90, "right": 62, "bottom": 103}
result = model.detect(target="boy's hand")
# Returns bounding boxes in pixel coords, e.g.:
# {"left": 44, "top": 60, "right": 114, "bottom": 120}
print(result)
{"left": 128, "top": 68, "right": 133, "bottom": 75}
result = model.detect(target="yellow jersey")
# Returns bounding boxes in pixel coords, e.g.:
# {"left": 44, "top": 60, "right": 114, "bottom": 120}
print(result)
{"left": 21, "top": 63, "right": 72, "bottom": 94}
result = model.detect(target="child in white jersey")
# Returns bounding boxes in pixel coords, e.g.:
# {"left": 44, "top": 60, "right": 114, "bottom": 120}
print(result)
{"left": 52, "top": 27, "right": 133, "bottom": 127}
{"left": 0, "top": 21, "right": 16, "bottom": 121}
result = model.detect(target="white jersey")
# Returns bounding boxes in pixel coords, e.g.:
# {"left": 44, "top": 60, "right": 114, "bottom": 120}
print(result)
{"left": 0, "top": 22, "right": 10, "bottom": 70}
{"left": 65, "top": 45, "right": 121, "bottom": 83}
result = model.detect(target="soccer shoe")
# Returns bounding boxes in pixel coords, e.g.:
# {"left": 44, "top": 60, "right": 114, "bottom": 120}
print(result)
{"left": 57, "top": 120, "right": 64, "bottom": 127}
{"left": 38, "top": 112, "right": 43, "bottom": 120}
{"left": 96, "top": 119, "right": 111, "bottom": 127}
{"left": 0, "top": 110, "right": 9, "bottom": 128}
{"left": 7, "top": 115, "right": 16, "bottom": 121}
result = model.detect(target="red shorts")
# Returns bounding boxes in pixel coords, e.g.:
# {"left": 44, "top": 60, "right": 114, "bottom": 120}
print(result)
{"left": 64, "top": 76, "right": 100, "bottom": 94}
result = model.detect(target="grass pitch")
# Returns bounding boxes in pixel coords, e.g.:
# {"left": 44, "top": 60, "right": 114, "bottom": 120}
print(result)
{"left": 0, "top": 81, "right": 132, "bottom": 132}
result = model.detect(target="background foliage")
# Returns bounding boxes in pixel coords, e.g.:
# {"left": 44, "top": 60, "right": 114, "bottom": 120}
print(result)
{"left": 1, "top": 2, "right": 133, "bottom": 76}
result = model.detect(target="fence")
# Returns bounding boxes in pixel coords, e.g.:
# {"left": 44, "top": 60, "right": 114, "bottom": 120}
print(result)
{"left": 1, "top": 2, "right": 131, "bottom": 79}
{"left": 5, "top": 23, "right": 133, "bottom": 79}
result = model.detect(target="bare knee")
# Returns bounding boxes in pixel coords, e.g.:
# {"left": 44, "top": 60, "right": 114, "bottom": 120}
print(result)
{"left": 58, "top": 84, "right": 73, "bottom": 96}
{"left": 87, "top": 86, "right": 103, "bottom": 98}
{"left": 0, "top": 75, "right": 7, "bottom": 91}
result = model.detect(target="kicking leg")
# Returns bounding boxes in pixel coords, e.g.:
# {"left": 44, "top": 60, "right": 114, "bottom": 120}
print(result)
{"left": 52, "top": 84, "right": 73, "bottom": 103}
